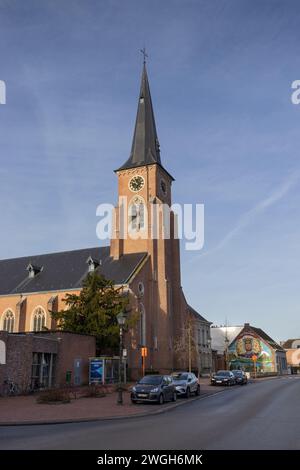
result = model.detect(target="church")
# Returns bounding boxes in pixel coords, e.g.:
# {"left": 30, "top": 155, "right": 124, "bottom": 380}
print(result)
{"left": 0, "top": 61, "right": 211, "bottom": 379}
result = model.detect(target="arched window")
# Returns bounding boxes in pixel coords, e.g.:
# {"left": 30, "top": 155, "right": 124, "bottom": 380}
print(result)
{"left": 32, "top": 307, "right": 46, "bottom": 332}
{"left": 139, "top": 303, "right": 146, "bottom": 346}
{"left": 2, "top": 309, "right": 14, "bottom": 333}
{"left": 128, "top": 196, "right": 145, "bottom": 232}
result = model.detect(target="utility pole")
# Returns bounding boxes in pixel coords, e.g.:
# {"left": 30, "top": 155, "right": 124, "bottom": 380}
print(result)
{"left": 224, "top": 318, "right": 230, "bottom": 370}
{"left": 188, "top": 322, "right": 192, "bottom": 373}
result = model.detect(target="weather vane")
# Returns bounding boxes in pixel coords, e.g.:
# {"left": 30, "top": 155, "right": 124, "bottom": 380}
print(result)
{"left": 140, "top": 47, "right": 148, "bottom": 64}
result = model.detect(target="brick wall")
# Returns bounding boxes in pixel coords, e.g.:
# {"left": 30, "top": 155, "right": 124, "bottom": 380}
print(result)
{"left": 49, "top": 331, "right": 96, "bottom": 386}
{"left": 0, "top": 331, "right": 95, "bottom": 393}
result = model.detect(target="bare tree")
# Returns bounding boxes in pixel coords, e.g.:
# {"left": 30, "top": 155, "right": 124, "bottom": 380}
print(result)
{"left": 173, "top": 316, "right": 199, "bottom": 373}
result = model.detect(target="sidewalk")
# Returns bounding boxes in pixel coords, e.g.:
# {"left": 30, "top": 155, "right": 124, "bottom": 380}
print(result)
{"left": 0, "top": 379, "right": 225, "bottom": 426}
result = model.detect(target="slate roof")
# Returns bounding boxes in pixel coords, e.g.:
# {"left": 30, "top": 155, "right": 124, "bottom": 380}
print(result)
{"left": 188, "top": 305, "right": 211, "bottom": 324}
{"left": 116, "top": 63, "right": 174, "bottom": 180}
{"left": 250, "top": 326, "right": 285, "bottom": 352}
{"left": 0, "top": 246, "right": 147, "bottom": 295}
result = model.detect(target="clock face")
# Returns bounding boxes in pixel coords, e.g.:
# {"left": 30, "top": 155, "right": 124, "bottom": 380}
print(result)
{"left": 160, "top": 179, "right": 167, "bottom": 195}
{"left": 129, "top": 175, "right": 144, "bottom": 192}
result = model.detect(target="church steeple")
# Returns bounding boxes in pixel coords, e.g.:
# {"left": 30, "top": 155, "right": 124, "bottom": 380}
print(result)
{"left": 111, "top": 56, "right": 176, "bottom": 262}
{"left": 116, "top": 62, "right": 171, "bottom": 176}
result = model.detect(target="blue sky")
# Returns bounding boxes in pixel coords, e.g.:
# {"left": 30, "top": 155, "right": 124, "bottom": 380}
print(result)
{"left": 0, "top": 0, "right": 299, "bottom": 341}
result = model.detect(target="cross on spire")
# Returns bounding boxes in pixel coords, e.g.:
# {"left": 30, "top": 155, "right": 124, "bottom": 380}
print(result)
{"left": 140, "top": 47, "right": 148, "bottom": 64}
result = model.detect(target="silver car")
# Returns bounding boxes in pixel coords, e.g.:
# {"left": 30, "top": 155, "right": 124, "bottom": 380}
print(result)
{"left": 171, "top": 372, "right": 200, "bottom": 398}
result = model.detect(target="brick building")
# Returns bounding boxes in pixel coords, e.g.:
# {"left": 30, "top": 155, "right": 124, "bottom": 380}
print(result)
{"left": 281, "top": 339, "right": 300, "bottom": 374}
{"left": 0, "top": 331, "right": 95, "bottom": 393}
{"left": 0, "top": 62, "right": 210, "bottom": 379}
{"left": 189, "top": 306, "right": 212, "bottom": 375}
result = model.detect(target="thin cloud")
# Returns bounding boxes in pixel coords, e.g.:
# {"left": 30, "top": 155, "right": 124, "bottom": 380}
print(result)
{"left": 201, "top": 170, "right": 300, "bottom": 257}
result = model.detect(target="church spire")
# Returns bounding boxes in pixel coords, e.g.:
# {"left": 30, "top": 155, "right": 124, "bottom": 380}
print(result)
{"left": 116, "top": 61, "right": 162, "bottom": 171}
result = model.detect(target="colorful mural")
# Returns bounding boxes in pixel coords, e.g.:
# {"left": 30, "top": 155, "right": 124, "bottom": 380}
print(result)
{"left": 228, "top": 333, "right": 274, "bottom": 372}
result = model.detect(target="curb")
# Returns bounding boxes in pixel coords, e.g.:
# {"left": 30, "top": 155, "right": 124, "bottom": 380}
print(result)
{"left": 0, "top": 389, "right": 227, "bottom": 427}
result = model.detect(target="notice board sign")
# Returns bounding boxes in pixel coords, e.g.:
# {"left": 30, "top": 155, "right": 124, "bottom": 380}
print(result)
{"left": 89, "top": 358, "right": 104, "bottom": 385}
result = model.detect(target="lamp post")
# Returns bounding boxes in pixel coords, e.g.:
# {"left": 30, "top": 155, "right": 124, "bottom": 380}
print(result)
{"left": 207, "top": 338, "right": 212, "bottom": 375}
{"left": 117, "top": 311, "right": 126, "bottom": 405}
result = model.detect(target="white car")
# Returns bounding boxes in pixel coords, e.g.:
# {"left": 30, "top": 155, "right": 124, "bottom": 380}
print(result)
{"left": 171, "top": 372, "right": 200, "bottom": 398}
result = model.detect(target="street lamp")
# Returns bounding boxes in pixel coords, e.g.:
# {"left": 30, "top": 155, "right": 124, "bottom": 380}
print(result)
{"left": 117, "top": 311, "right": 127, "bottom": 405}
{"left": 207, "top": 338, "right": 212, "bottom": 374}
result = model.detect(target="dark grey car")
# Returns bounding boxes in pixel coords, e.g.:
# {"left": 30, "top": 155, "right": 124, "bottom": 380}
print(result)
{"left": 232, "top": 369, "right": 248, "bottom": 385}
{"left": 211, "top": 370, "right": 236, "bottom": 386}
{"left": 131, "top": 375, "right": 177, "bottom": 404}
{"left": 171, "top": 372, "right": 200, "bottom": 397}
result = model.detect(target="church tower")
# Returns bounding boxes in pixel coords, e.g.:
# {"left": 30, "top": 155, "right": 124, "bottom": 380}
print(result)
{"left": 110, "top": 61, "right": 174, "bottom": 258}
{"left": 110, "top": 60, "right": 185, "bottom": 373}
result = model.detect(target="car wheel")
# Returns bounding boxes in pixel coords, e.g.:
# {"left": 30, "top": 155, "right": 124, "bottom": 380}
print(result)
{"left": 131, "top": 399, "right": 137, "bottom": 404}
{"left": 185, "top": 387, "right": 190, "bottom": 398}
{"left": 195, "top": 385, "right": 200, "bottom": 396}
{"left": 158, "top": 394, "right": 164, "bottom": 405}
{"left": 172, "top": 391, "right": 177, "bottom": 402}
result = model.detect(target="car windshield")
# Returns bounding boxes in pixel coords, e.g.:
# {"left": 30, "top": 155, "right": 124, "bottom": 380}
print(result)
{"left": 172, "top": 373, "right": 188, "bottom": 381}
{"left": 232, "top": 371, "right": 243, "bottom": 376}
{"left": 216, "top": 371, "right": 230, "bottom": 377}
{"left": 138, "top": 376, "right": 162, "bottom": 385}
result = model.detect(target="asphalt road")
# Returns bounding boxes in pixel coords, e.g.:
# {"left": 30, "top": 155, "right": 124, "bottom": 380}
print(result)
{"left": 1, "top": 376, "right": 300, "bottom": 450}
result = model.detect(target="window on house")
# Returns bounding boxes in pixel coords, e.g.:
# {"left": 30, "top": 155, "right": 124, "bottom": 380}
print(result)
{"left": 2, "top": 309, "right": 14, "bottom": 333}
{"left": 31, "top": 352, "right": 56, "bottom": 389}
{"left": 32, "top": 307, "right": 46, "bottom": 332}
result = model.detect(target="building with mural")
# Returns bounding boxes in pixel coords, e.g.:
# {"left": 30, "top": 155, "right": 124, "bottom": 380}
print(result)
{"left": 228, "top": 323, "right": 288, "bottom": 375}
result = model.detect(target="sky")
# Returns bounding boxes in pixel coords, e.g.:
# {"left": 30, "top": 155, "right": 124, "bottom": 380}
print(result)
{"left": 0, "top": 0, "right": 299, "bottom": 342}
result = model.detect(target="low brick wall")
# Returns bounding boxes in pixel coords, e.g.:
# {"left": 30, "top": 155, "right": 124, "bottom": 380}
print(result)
{"left": 0, "top": 331, "right": 95, "bottom": 394}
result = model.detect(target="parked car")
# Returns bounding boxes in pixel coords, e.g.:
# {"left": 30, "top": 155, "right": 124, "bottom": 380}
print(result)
{"left": 211, "top": 370, "right": 236, "bottom": 386}
{"left": 232, "top": 370, "right": 248, "bottom": 385}
{"left": 131, "top": 375, "right": 177, "bottom": 404}
{"left": 171, "top": 372, "right": 200, "bottom": 398}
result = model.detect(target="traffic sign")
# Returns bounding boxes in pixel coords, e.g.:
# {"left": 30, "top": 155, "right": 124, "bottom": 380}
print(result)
{"left": 141, "top": 347, "right": 148, "bottom": 357}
